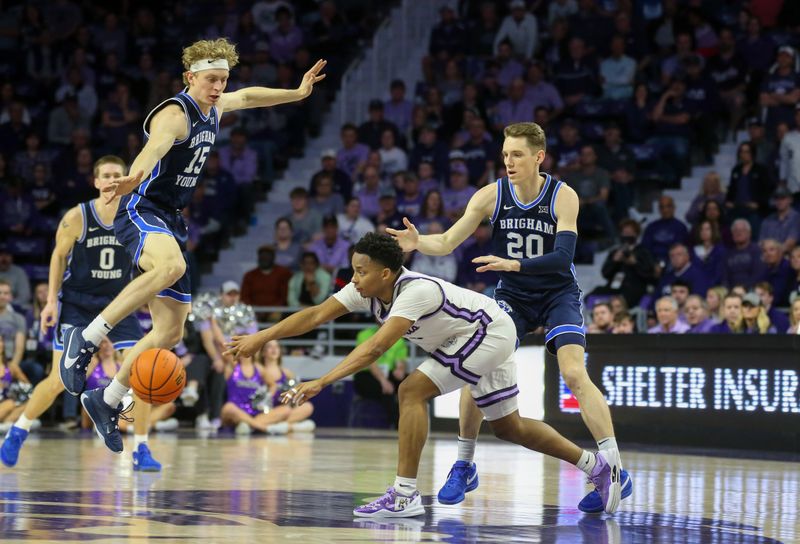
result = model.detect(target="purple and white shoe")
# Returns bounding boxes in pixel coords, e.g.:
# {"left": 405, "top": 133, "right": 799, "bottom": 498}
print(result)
{"left": 353, "top": 487, "right": 425, "bottom": 517}
{"left": 588, "top": 450, "right": 621, "bottom": 514}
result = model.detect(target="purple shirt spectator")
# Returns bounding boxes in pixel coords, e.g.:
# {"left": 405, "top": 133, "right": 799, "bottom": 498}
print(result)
{"left": 641, "top": 219, "right": 689, "bottom": 264}
{"left": 687, "top": 318, "right": 716, "bottom": 333}
{"left": 494, "top": 96, "right": 535, "bottom": 128}
{"left": 269, "top": 24, "right": 303, "bottom": 64}
{"left": 657, "top": 262, "right": 707, "bottom": 297}
{"left": 692, "top": 244, "right": 726, "bottom": 292}
{"left": 757, "top": 259, "right": 793, "bottom": 307}
{"left": 337, "top": 143, "right": 369, "bottom": 181}
{"left": 759, "top": 208, "right": 800, "bottom": 246}
{"left": 457, "top": 237, "right": 498, "bottom": 290}
{"left": 647, "top": 321, "right": 690, "bottom": 333}
{"left": 218, "top": 129, "right": 259, "bottom": 185}
{"left": 356, "top": 186, "right": 380, "bottom": 220}
{"left": 442, "top": 185, "right": 476, "bottom": 215}
{"left": 710, "top": 321, "right": 736, "bottom": 333}
{"left": 525, "top": 80, "right": 564, "bottom": 112}
{"left": 723, "top": 242, "right": 765, "bottom": 288}
{"left": 384, "top": 99, "right": 413, "bottom": 134}
{"left": 308, "top": 236, "right": 350, "bottom": 271}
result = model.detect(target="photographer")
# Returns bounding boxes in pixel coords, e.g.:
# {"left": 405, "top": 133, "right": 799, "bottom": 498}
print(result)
{"left": 598, "top": 219, "right": 658, "bottom": 307}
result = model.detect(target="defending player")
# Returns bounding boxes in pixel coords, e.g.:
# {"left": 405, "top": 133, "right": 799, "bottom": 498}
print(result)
{"left": 1, "top": 156, "right": 161, "bottom": 471}
{"left": 387, "top": 122, "right": 632, "bottom": 512}
{"left": 226, "top": 233, "right": 620, "bottom": 516}
{"left": 57, "top": 38, "right": 325, "bottom": 454}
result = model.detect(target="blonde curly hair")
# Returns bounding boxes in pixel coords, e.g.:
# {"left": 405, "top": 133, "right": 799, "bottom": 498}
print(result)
{"left": 181, "top": 38, "right": 240, "bottom": 86}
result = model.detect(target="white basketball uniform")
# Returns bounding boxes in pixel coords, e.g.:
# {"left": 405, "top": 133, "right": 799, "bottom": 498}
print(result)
{"left": 334, "top": 268, "right": 519, "bottom": 420}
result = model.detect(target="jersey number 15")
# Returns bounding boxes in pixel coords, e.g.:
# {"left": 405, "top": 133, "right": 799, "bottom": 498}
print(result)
{"left": 506, "top": 232, "right": 543, "bottom": 259}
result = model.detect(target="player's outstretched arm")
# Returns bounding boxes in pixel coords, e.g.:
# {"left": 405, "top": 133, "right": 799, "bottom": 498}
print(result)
{"left": 473, "top": 184, "right": 579, "bottom": 275}
{"left": 103, "top": 105, "right": 187, "bottom": 201}
{"left": 387, "top": 183, "right": 496, "bottom": 256}
{"left": 282, "top": 316, "right": 412, "bottom": 406}
{"left": 219, "top": 59, "right": 326, "bottom": 113}
{"left": 224, "top": 295, "right": 349, "bottom": 358}
{"left": 41, "top": 206, "right": 83, "bottom": 332}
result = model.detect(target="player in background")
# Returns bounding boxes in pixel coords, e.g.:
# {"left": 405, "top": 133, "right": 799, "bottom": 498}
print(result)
{"left": 57, "top": 38, "right": 325, "bottom": 455}
{"left": 387, "top": 122, "right": 632, "bottom": 513}
{"left": 1, "top": 156, "right": 161, "bottom": 471}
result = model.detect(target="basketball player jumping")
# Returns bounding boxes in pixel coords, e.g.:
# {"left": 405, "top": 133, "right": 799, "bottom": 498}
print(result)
{"left": 387, "top": 122, "right": 633, "bottom": 513}
{"left": 57, "top": 38, "right": 326, "bottom": 454}
{"left": 226, "top": 233, "right": 620, "bottom": 516}
{"left": 1, "top": 156, "right": 161, "bottom": 471}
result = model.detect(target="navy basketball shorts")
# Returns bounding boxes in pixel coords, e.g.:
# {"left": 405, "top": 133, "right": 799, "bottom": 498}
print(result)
{"left": 54, "top": 300, "right": 143, "bottom": 351}
{"left": 115, "top": 193, "right": 192, "bottom": 304}
{"left": 494, "top": 286, "right": 586, "bottom": 355}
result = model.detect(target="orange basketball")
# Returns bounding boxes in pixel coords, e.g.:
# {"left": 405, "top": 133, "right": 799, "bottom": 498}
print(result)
{"left": 130, "top": 349, "right": 186, "bottom": 405}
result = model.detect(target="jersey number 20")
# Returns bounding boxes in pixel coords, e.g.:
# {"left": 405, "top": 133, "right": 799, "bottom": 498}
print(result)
{"left": 506, "top": 232, "right": 543, "bottom": 259}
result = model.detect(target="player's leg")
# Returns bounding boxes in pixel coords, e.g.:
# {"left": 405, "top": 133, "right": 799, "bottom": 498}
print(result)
{"left": 0, "top": 399, "right": 14, "bottom": 421}
{"left": 1, "top": 349, "right": 65, "bottom": 467}
{"left": 221, "top": 402, "right": 267, "bottom": 433}
{"left": 59, "top": 233, "right": 186, "bottom": 395}
{"left": 437, "top": 386, "right": 483, "bottom": 504}
{"left": 355, "top": 363, "right": 451, "bottom": 518}
{"left": 83, "top": 296, "right": 189, "bottom": 454}
{"left": 545, "top": 291, "right": 631, "bottom": 512}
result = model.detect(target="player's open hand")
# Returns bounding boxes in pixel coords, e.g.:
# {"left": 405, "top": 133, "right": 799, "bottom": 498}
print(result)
{"left": 102, "top": 170, "right": 144, "bottom": 202}
{"left": 224, "top": 333, "right": 265, "bottom": 359}
{"left": 385, "top": 217, "right": 420, "bottom": 252}
{"left": 297, "top": 59, "right": 327, "bottom": 99}
{"left": 473, "top": 255, "right": 521, "bottom": 273}
{"left": 39, "top": 301, "right": 58, "bottom": 332}
{"left": 281, "top": 379, "right": 323, "bottom": 406}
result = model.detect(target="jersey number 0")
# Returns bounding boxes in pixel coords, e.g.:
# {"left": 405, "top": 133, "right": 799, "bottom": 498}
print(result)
{"left": 506, "top": 232, "right": 543, "bottom": 259}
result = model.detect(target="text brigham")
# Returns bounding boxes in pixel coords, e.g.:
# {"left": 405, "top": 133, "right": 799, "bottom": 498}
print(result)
{"left": 498, "top": 218, "right": 554, "bottom": 234}
{"left": 86, "top": 236, "right": 121, "bottom": 248}
{"left": 189, "top": 131, "right": 215, "bottom": 148}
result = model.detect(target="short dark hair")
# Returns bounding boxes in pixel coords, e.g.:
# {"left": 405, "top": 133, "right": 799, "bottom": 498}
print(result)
{"left": 258, "top": 244, "right": 275, "bottom": 255}
{"left": 671, "top": 278, "right": 691, "bottom": 291}
{"left": 289, "top": 187, "right": 308, "bottom": 199}
{"left": 301, "top": 251, "right": 319, "bottom": 266}
{"left": 322, "top": 214, "right": 338, "bottom": 227}
{"left": 275, "top": 217, "right": 293, "bottom": 229}
{"left": 354, "top": 233, "right": 404, "bottom": 272}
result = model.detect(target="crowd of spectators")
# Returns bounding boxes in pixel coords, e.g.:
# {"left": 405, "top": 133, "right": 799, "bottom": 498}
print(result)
{"left": 5, "top": 1, "right": 800, "bottom": 430}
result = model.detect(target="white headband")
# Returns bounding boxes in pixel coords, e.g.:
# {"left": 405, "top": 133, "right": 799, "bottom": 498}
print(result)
{"left": 189, "top": 58, "right": 230, "bottom": 73}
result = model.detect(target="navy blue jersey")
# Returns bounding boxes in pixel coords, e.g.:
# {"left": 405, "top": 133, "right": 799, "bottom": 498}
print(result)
{"left": 489, "top": 174, "right": 578, "bottom": 295}
{"left": 61, "top": 201, "right": 133, "bottom": 304}
{"left": 136, "top": 92, "right": 219, "bottom": 210}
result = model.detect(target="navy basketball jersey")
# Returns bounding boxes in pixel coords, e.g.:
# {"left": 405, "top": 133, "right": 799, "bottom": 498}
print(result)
{"left": 61, "top": 201, "right": 133, "bottom": 301}
{"left": 489, "top": 174, "right": 578, "bottom": 294}
{"left": 136, "top": 91, "right": 219, "bottom": 210}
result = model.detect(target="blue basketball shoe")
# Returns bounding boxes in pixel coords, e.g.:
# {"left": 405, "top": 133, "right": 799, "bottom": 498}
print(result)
{"left": 437, "top": 461, "right": 479, "bottom": 505}
{"left": 579, "top": 468, "right": 633, "bottom": 513}
{"left": 133, "top": 443, "right": 162, "bottom": 472}
{"left": 59, "top": 326, "right": 97, "bottom": 395}
{"left": 81, "top": 387, "right": 131, "bottom": 453}
{"left": 0, "top": 426, "right": 28, "bottom": 467}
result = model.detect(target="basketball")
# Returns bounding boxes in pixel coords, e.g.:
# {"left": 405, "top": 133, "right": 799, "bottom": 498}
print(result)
{"left": 130, "top": 349, "right": 186, "bottom": 405}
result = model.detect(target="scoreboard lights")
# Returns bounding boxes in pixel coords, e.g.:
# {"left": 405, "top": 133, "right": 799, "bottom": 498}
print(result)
{"left": 601, "top": 365, "right": 800, "bottom": 414}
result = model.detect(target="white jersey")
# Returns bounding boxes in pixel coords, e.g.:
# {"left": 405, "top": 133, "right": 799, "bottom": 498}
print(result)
{"left": 334, "top": 267, "right": 510, "bottom": 354}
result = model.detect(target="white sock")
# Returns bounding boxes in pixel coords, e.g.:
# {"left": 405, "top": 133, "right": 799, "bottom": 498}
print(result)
{"left": 83, "top": 315, "right": 113, "bottom": 346}
{"left": 576, "top": 450, "right": 597, "bottom": 475}
{"left": 597, "top": 437, "right": 618, "bottom": 451}
{"left": 15, "top": 414, "right": 33, "bottom": 431}
{"left": 457, "top": 436, "right": 477, "bottom": 463}
{"left": 134, "top": 434, "right": 148, "bottom": 448}
{"left": 103, "top": 378, "right": 129, "bottom": 408}
{"left": 393, "top": 475, "right": 417, "bottom": 496}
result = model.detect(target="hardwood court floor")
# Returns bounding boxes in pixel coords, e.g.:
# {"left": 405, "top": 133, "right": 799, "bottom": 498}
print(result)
{"left": 0, "top": 429, "right": 796, "bottom": 543}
